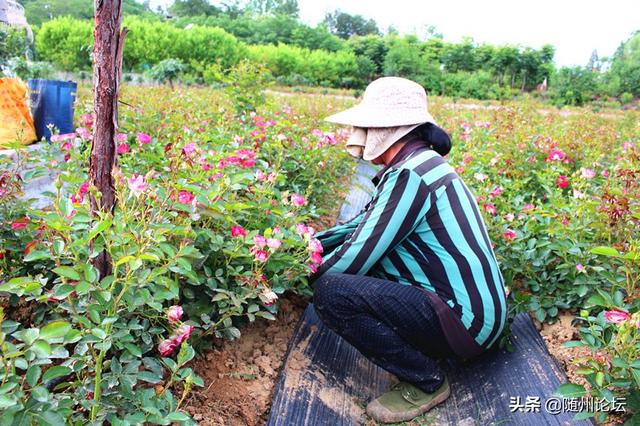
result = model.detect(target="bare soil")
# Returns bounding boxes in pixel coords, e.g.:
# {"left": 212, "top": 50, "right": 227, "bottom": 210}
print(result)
{"left": 182, "top": 293, "right": 307, "bottom": 426}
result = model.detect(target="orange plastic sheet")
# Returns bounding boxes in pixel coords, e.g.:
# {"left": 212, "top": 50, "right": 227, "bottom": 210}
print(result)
{"left": 0, "top": 77, "right": 37, "bottom": 148}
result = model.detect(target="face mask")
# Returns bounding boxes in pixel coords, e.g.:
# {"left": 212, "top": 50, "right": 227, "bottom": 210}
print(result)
{"left": 345, "top": 127, "right": 367, "bottom": 159}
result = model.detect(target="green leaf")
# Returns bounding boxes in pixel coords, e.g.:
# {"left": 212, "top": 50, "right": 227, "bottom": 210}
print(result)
{"left": 26, "top": 366, "right": 41, "bottom": 387}
{"left": 87, "top": 218, "right": 113, "bottom": 241}
{"left": 39, "top": 321, "right": 72, "bottom": 341}
{"left": 23, "top": 250, "right": 50, "bottom": 262}
{"left": 31, "top": 340, "right": 52, "bottom": 358}
{"left": 561, "top": 341, "right": 585, "bottom": 348}
{"left": 124, "top": 343, "right": 142, "bottom": 358}
{"left": 165, "top": 412, "right": 191, "bottom": 422}
{"left": 42, "top": 366, "right": 72, "bottom": 384}
{"left": 554, "top": 383, "right": 586, "bottom": 398}
{"left": 52, "top": 266, "right": 81, "bottom": 281}
{"left": 0, "top": 395, "right": 16, "bottom": 409}
{"left": 137, "top": 370, "right": 161, "bottom": 384}
{"left": 91, "top": 328, "right": 107, "bottom": 340}
{"left": 590, "top": 246, "right": 620, "bottom": 257}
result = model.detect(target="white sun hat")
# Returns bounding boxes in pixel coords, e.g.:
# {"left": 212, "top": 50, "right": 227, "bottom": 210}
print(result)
{"left": 324, "top": 77, "right": 437, "bottom": 128}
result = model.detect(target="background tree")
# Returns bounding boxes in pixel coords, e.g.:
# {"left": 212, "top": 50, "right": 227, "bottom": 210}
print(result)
{"left": 607, "top": 31, "right": 640, "bottom": 97}
{"left": 323, "top": 10, "right": 380, "bottom": 39}
{"left": 169, "top": 0, "right": 219, "bottom": 17}
{"left": 18, "top": 0, "right": 152, "bottom": 26}
{"left": 245, "top": 0, "right": 299, "bottom": 17}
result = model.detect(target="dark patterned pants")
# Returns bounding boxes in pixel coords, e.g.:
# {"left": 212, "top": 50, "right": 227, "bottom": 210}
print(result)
{"left": 312, "top": 273, "right": 453, "bottom": 393}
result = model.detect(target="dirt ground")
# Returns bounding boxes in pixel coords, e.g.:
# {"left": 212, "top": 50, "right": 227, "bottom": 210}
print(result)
{"left": 184, "top": 303, "right": 627, "bottom": 426}
{"left": 182, "top": 293, "right": 308, "bottom": 426}
{"left": 537, "top": 311, "right": 593, "bottom": 388}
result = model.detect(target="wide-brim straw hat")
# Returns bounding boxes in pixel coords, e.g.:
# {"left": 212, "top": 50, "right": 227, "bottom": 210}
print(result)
{"left": 325, "top": 76, "right": 437, "bottom": 128}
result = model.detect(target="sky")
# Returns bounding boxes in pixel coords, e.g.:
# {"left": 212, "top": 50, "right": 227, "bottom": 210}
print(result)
{"left": 148, "top": 0, "right": 640, "bottom": 67}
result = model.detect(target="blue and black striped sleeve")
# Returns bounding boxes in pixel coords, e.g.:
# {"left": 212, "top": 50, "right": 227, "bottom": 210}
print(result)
{"left": 314, "top": 210, "right": 366, "bottom": 254}
{"left": 312, "top": 168, "right": 433, "bottom": 279}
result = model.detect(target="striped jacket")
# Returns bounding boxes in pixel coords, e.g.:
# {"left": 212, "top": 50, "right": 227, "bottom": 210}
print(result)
{"left": 312, "top": 138, "right": 508, "bottom": 359}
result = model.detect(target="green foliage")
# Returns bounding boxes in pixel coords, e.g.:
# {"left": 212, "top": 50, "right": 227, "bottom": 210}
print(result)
{"left": 20, "top": 0, "right": 153, "bottom": 26}
{"left": 0, "top": 26, "right": 31, "bottom": 66}
{"left": 245, "top": 0, "right": 300, "bottom": 17}
{"left": 549, "top": 66, "right": 599, "bottom": 106}
{"left": 169, "top": 0, "right": 220, "bottom": 17}
{"left": 0, "top": 84, "right": 355, "bottom": 422}
{"left": 35, "top": 17, "right": 93, "bottom": 71}
{"left": 246, "top": 43, "right": 359, "bottom": 87}
{"left": 323, "top": 10, "right": 380, "bottom": 39}
{"left": 149, "top": 59, "right": 186, "bottom": 88}
{"left": 5, "top": 57, "right": 55, "bottom": 80}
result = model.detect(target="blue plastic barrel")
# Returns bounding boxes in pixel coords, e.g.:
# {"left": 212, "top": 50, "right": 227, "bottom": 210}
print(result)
{"left": 27, "top": 79, "right": 77, "bottom": 141}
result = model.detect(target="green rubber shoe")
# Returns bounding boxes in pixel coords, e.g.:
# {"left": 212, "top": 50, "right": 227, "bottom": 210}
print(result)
{"left": 366, "top": 376, "right": 450, "bottom": 424}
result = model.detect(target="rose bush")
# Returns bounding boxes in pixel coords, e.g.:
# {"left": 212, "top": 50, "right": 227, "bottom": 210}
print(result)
{"left": 0, "top": 84, "right": 354, "bottom": 423}
{"left": 1, "top": 86, "right": 638, "bottom": 423}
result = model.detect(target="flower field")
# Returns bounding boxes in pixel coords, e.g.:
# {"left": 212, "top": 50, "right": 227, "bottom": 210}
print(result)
{"left": 0, "top": 85, "right": 638, "bottom": 425}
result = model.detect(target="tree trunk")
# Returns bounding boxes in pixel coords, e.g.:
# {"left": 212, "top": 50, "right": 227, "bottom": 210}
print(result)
{"left": 90, "top": 0, "right": 127, "bottom": 279}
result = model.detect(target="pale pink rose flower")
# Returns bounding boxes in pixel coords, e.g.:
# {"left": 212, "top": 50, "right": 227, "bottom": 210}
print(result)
{"left": 580, "top": 168, "right": 596, "bottom": 179}
{"left": 474, "top": 172, "right": 487, "bottom": 181}
{"left": 128, "top": 174, "right": 148, "bottom": 196}
{"left": 259, "top": 290, "right": 278, "bottom": 306}
{"left": 167, "top": 305, "right": 183, "bottom": 322}
{"left": 253, "top": 235, "right": 268, "bottom": 247}
{"left": 267, "top": 238, "right": 282, "bottom": 249}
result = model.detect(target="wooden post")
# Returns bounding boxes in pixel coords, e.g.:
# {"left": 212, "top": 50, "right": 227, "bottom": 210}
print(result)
{"left": 90, "top": 0, "right": 127, "bottom": 278}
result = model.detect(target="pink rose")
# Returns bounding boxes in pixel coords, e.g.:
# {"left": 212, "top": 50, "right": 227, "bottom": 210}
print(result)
{"left": 580, "top": 168, "right": 596, "bottom": 179}
{"left": 182, "top": 142, "right": 198, "bottom": 156}
{"left": 267, "top": 238, "right": 282, "bottom": 249}
{"left": 173, "top": 324, "right": 195, "bottom": 344}
{"left": 502, "top": 229, "right": 517, "bottom": 241}
{"left": 167, "top": 305, "right": 183, "bottom": 322}
{"left": 253, "top": 235, "right": 267, "bottom": 247}
{"left": 545, "top": 149, "right": 566, "bottom": 162}
{"left": 576, "top": 264, "right": 585, "bottom": 272}
{"left": 178, "top": 190, "right": 195, "bottom": 204}
{"left": 604, "top": 309, "right": 631, "bottom": 324}
{"left": 116, "top": 133, "right": 128, "bottom": 142}
{"left": 523, "top": 203, "right": 535, "bottom": 212}
{"left": 488, "top": 186, "right": 504, "bottom": 197}
{"left": 296, "top": 223, "right": 309, "bottom": 236}
{"left": 117, "top": 143, "right": 130, "bottom": 154}
{"left": 231, "top": 226, "right": 247, "bottom": 237}
{"left": 483, "top": 203, "right": 497, "bottom": 216}
{"left": 79, "top": 182, "right": 90, "bottom": 195}
{"left": 76, "top": 127, "right": 92, "bottom": 140}
{"left": 308, "top": 239, "right": 323, "bottom": 253}
{"left": 81, "top": 113, "right": 94, "bottom": 128}
{"left": 291, "top": 193, "right": 306, "bottom": 207}
{"left": 136, "top": 132, "right": 152, "bottom": 145}
{"left": 158, "top": 338, "right": 178, "bottom": 357}
{"left": 11, "top": 218, "right": 29, "bottom": 231}
{"left": 474, "top": 172, "right": 487, "bottom": 181}
{"left": 254, "top": 249, "right": 269, "bottom": 263}
{"left": 259, "top": 290, "right": 278, "bottom": 306}
{"left": 556, "top": 175, "right": 569, "bottom": 189}
{"left": 310, "top": 251, "right": 323, "bottom": 265}
{"left": 128, "top": 174, "right": 148, "bottom": 196}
